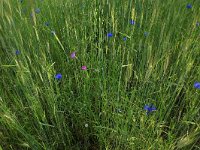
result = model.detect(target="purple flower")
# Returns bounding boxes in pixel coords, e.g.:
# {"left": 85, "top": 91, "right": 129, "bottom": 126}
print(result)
{"left": 70, "top": 52, "right": 76, "bottom": 59}
{"left": 81, "top": 66, "right": 87, "bottom": 70}
{"left": 15, "top": 50, "right": 20, "bottom": 55}
{"left": 130, "top": 19, "right": 135, "bottom": 25}
{"left": 144, "top": 104, "right": 156, "bottom": 115}
{"left": 194, "top": 82, "right": 200, "bottom": 89}
{"left": 186, "top": 4, "right": 192, "bottom": 9}
{"left": 55, "top": 73, "right": 62, "bottom": 79}
{"left": 107, "top": 33, "right": 113, "bottom": 37}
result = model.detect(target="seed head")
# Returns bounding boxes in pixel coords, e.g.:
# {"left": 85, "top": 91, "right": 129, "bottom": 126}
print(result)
{"left": 85, "top": 123, "right": 88, "bottom": 128}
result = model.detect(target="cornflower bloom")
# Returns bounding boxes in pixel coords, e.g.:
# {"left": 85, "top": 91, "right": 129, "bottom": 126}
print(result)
{"left": 144, "top": 104, "right": 156, "bottom": 115}
{"left": 15, "top": 50, "right": 20, "bottom": 55}
{"left": 70, "top": 52, "right": 76, "bottom": 59}
{"left": 194, "top": 82, "right": 200, "bottom": 89}
{"left": 55, "top": 73, "right": 62, "bottom": 79}
{"left": 130, "top": 19, "right": 135, "bottom": 25}
{"left": 45, "top": 22, "right": 50, "bottom": 26}
{"left": 144, "top": 32, "right": 149, "bottom": 37}
{"left": 123, "top": 37, "right": 127, "bottom": 41}
{"left": 186, "top": 4, "right": 192, "bottom": 9}
{"left": 35, "top": 8, "right": 40, "bottom": 14}
{"left": 196, "top": 22, "right": 200, "bottom": 27}
{"left": 107, "top": 33, "right": 113, "bottom": 37}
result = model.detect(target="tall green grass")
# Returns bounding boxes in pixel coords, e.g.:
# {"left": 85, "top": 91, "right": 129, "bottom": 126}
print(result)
{"left": 0, "top": 0, "right": 200, "bottom": 149}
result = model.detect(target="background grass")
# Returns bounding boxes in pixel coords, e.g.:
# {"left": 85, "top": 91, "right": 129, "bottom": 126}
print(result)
{"left": 0, "top": 0, "right": 200, "bottom": 149}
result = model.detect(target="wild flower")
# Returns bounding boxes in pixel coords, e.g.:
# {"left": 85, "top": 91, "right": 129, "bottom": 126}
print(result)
{"left": 35, "top": 8, "right": 40, "bottom": 14}
{"left": 45, "top": 22, "right": 50, "bottom": 26}
{"left": 15, "top": 50, "right": 20, "bottom": 55}
{"left": 144, "top": 32, "right": 149, "bottom": 37}
{"left": 107, "top": 33, "right": 113, "bottom": 37}
{"left": 30, "top": 13, "right": 34, "bottom": 18}
{"left": 196, "top": 22, "right": 200, "bottom": 27}
{"left": 130, "top": 19, "right": 135, "bottom": 25}
{"left": 186, "top": 4, "right": 192, "bottom": 9}
{"left": 55, "top": 73, "right": 62, "bottom": 79}
{"left": 194, "top": 82, "right": 200, "bottom": 89}
{"left": 144, "top": 104, "right": 156, "bottom": 115}
{"left": 123, "top": 37, "right": 127, "bottom": 41}
{"left": 70, "top": 52, "right": 76, "bottom": 59}
{"left": 81, "top": 66, "right": 87, "bottom": 70}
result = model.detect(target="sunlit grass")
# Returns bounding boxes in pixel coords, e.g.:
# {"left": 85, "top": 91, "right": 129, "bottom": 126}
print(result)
{"left": 0, "top": 0, "right": 200, "bottom": 149}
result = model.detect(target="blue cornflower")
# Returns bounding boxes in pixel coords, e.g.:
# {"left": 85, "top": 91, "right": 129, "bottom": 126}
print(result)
{"left": 144, "top": 104, "right": 156, "bottom": 115}
{"left": 130, "top": 19, "right": 135, "bottom": 25}
{"left": 186, "top": 4, "right": 192, "bottom": 9}
{"left": 194, "top": 82, "right": 200, "bottom": 89}
{"left": 15, "top": 50, "right": 20, "bottom": 55}
{"left": 30, "top": 13, "right": 34, "bottom": 18}
{"left": 55, "top": 73, "right": 62, "bottom": 79}
{"left": 123, "top": 37, "right": 127, "bottom": 41}
{"left": 45, "top": 22, "right": 50, "bottom": 26}
{"left": 35, "top": 8, "right": 40, "bottom": 14}
{"left": 144, "top": 32, "right": 149, "bottom": 37}
{"left": 196, "top": 22, "right": 200, "bottom": 27}
{"left": 107, "top": 32, "right": 113, "bottom": 37}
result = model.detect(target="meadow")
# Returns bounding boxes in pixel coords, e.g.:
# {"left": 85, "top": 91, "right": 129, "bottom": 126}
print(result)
{"left": 0, "top": 0, "right": 200, "bottom": 149}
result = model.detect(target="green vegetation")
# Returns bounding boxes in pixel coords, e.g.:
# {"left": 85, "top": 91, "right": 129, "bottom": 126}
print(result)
{"left": 0, "top": 0, "right": 200, "bottom": 149}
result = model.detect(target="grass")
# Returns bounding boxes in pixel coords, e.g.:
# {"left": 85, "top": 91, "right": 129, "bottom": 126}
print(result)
{"left": 0, "top": 0, "right": 200, "bottom": 149}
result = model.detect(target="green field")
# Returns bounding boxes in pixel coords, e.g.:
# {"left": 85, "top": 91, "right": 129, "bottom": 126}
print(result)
{"left": 0, "top": 0, "right": 200, "bottom": 149}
